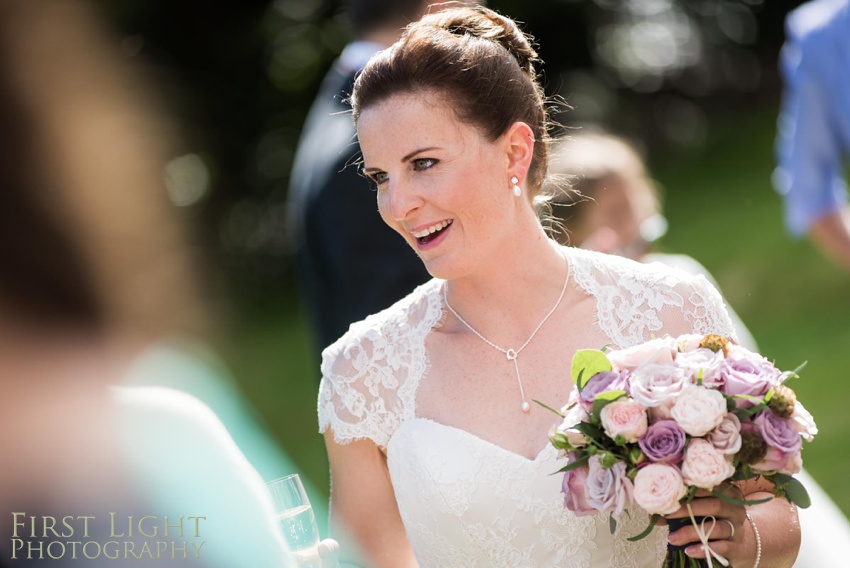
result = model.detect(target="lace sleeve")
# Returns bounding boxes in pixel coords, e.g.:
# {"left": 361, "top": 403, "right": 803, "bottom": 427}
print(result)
{"left": 317, "top": 280, "right": 442, "bottom": 451}
{"left": 660, "top": 270, "right": 738, "bottom": 341}
{"left": 567, "top": 247, "right": 738, "bottom": 348}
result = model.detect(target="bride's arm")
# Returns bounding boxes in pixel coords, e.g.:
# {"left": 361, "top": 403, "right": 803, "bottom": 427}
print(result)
{"left": 325, "top": 431, "right": 419, "bottom": 568}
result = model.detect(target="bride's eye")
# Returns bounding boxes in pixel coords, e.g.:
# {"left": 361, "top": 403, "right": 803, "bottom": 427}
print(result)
{"left": 367, "top": 171, "right": 389, "bottom": 188}
{"left": 412, "top": 158, "right": 437, "bottom": 171}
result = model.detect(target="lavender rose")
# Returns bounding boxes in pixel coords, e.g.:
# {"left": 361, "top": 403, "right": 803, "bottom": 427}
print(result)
{"left": 580, "top": 370, "right": 629, "bottom": 403}
{"left": 629, "top": 364, "right": 689, "bottom": 408}
{"left": 638, "top": 420, "right": 686, "bottom": 463}
{"left": 754, "top": 411, "right": 802, "bottom": 455}
{"left": 585, "top": 455, "right": 634, "bottom": 517}
{"left": 676, "top": 348, "right": 724, "bottom": 388}
{"left": 709, "top": 413, "right": 742, "bottom": 455}
{"left": 720, "top": 346, "right": 781, "bottom": 404}
{"left": 562, "top": 460, "right": 594, "bottom": 516}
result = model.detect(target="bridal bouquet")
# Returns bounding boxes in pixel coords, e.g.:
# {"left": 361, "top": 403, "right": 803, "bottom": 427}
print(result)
{"left": 544, "top": 334, "right": 817, "bottom": 568}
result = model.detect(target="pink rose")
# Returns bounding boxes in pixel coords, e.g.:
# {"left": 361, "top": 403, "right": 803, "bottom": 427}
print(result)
{"left": 780, "top": 452, "right": 803, "bottom": 475}
{"left": 681, "top": 439, "right": 736, "bottom": 490}
{"left": 633, "top": 463, "right": 687, "bottom": 516}
{"left": 671, "top": 386, "right": 727, "bottom": 437}
{"left": 600, "top": 399, "right": 648, "bottom": 443}
{"left": 709, "top": 413, "right": 742, "bottom": 455}
{"left": 607, "top": 337, "right": 676, "bottom": 371}
{"left": 752, "top": 447, "right": 791, "bottom": 474}
{"left": 562, "top": 461, "right": 595, "bottom": 516}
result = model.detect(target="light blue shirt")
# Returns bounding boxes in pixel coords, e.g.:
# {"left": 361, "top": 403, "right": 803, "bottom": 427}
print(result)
{"left": 774, "top": 0, "right": 850, "bottom": 237}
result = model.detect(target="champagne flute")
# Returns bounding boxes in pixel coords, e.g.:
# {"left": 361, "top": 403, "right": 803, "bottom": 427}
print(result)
{"left": 268, "top": 474, "right": 321, "bottom": 567}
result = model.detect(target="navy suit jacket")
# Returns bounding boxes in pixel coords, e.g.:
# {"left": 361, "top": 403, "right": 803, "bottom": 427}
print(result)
{"left": 288, "top": 57, "right": 430, "bottom": 357}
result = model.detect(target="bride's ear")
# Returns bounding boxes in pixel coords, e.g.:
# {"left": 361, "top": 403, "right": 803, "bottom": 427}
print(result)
{"left": 504, "top": 121, "right": 535, "bottom": 183}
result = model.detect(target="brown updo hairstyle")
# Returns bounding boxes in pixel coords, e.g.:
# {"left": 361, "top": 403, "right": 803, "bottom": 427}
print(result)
{"left": 350, "top": 5, "right": 551, "bottom": 196}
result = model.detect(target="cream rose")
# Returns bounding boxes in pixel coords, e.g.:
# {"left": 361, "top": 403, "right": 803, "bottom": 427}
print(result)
{"left": 600, "top": 399, "right": 648, "bottom": 443}
{"left": 671, "top": 386, "right": 727, "bottom": 437}
{"left": 559, "top": 403, "right": 590, "bottom": 448}
{"left": 681, "top": 439, "right": 735, "bottom": 490}
{"left": 633, "top": 463, "right": 687, "bottom": 516}
{"left": 791, "top": 401, "right": 818, "bottom": 442}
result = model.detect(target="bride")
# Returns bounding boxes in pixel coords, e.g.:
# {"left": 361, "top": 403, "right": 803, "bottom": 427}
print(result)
{"left": 317, "top": 5, "right": 800, "bottom": 567}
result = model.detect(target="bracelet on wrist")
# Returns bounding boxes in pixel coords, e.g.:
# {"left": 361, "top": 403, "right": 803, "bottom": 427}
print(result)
{"left": 745, "top": 510, "right": 761, "bottom": 568}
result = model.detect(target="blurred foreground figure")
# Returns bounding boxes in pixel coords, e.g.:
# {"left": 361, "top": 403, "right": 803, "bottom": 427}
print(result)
{"left": 546, "top": 131, "right": 850, "bottom": 568}
{"left": 0, "top": 1, "right": 303, "bottom": 565}
{"left": 288, "top": 0, "right": 449, "bottom": 357}
{"left": 774, "top": 0, "right": 850, "bottom": 271}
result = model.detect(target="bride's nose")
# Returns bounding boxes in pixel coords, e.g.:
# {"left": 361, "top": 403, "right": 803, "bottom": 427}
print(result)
{"left": 385, "top": 180, "right": 424, "bottom": 222}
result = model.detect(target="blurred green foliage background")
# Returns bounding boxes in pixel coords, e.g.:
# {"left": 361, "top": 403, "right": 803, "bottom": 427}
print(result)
{"left": 93, "top": 0, "right": 850, "bottom": 515}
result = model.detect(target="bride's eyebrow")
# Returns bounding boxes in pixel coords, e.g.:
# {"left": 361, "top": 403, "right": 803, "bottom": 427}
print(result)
{"left": 402, "top": 147, "right": 439, "bottom": 162}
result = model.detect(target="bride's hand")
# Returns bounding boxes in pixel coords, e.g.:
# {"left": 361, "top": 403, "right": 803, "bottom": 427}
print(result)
{"left": 664, "top": 489, "right": 751, "bottom": 566}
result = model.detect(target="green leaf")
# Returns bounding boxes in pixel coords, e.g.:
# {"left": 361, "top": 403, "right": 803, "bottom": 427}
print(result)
{"left": 571, "top": 349, "right": 612, "bottom": 391}
{"left": 737, "top": 401, "right": 768, "bottom": 418}
{"left": 591, "top": 390, "right": 627, "bottom": 419}
{"left": 710, "top": 489, "right": 773, "bottom": 507}
{"left": 784, "top": 478, "right": 812, "bottom": 508}
{"left": 771, "top": 473, "right": 812, "bottom": 508}
{"left": 533, "top": 399, "right": 565, "bottom": 418}
{"left": 609, "top": 513, "right": 617, "bottom": 535}
{"left": 627, "top": 514, "right": 660, "bottom": 542}
{"left": 790, "top": 361, "right": 808, "bottom": 376}
{"left": 575, "top": 422, "right": 606, "bottom": 440}
{"left": 553, "top": 454, "right": 590, "bottom": 475}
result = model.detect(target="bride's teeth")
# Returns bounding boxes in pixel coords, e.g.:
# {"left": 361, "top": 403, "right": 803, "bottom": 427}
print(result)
{"left": 412, "top": 220, "right": 452, "bottom": 238}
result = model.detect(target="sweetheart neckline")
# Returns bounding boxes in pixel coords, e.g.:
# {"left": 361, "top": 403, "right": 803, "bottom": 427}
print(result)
{"left": 390, "top": 416, "right": 557, "bottom": 464}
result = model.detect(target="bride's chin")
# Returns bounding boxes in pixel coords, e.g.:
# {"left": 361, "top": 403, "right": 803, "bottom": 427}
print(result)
{"left": 418, "top": 256, "right": 468, "bottom": 282}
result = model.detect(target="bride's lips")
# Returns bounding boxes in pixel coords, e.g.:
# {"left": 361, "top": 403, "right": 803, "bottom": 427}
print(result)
{"left": 410, "top": 219, "right": 453, "bottom": 251}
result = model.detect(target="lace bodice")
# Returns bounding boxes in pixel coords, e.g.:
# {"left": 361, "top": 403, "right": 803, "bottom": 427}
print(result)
{"left": 318, "top": 246, "right": 737, "bottom": 567}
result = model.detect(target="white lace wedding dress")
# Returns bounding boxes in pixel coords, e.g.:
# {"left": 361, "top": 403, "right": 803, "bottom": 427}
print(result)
{"left": 318, "top": 246, "right": 737, "bottom": 568}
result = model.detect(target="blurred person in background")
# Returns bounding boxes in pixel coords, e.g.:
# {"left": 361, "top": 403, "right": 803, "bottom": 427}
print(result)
{"left": 774, "top": 0, "right": 850, "bottom": 271}
{"left": 544, "top": 132, "right": 756, "bottom": 350}
{"left": 288, "top": 0, "right": 463, "bottom": 360}
{"left": 0, "top": 1, "right": 340, "bottom": 565}
{"left": 546, "top": 131, "right": 850, "bottom": 568}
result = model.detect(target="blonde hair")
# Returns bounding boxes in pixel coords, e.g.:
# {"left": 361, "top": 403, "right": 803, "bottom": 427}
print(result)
{"left": 541, "top": 132, "right": 661, "bottom": 243}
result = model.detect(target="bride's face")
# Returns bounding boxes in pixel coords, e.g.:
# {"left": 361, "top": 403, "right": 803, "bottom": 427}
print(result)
{"left": 357, "top": 91, "right": 517, "bottom": 280}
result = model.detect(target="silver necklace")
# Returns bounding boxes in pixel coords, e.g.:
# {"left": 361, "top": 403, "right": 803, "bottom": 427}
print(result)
{"left": 442, "top": 250, "right": 570, "bottom": 413}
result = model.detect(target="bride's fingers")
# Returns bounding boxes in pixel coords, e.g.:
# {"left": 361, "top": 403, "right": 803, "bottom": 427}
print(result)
{"left": 666, "top": 518, "right": 733, "bottom": 547}
{"left": 684, "top": 538, "right": 733, "bottom": 560}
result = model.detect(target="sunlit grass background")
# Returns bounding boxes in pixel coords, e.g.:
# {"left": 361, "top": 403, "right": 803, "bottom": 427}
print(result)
{"left": 219, "top": 106, "right": 850, "bottom": 522}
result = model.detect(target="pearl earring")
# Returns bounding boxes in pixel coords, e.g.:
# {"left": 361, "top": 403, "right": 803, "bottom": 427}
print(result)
{"left": 511, "top": 176, "right": 521, "bottom": 197}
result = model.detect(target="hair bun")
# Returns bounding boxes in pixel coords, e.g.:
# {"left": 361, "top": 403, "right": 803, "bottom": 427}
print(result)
{"left": 424, "top": 6, "right": 539, "bottom": 76}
